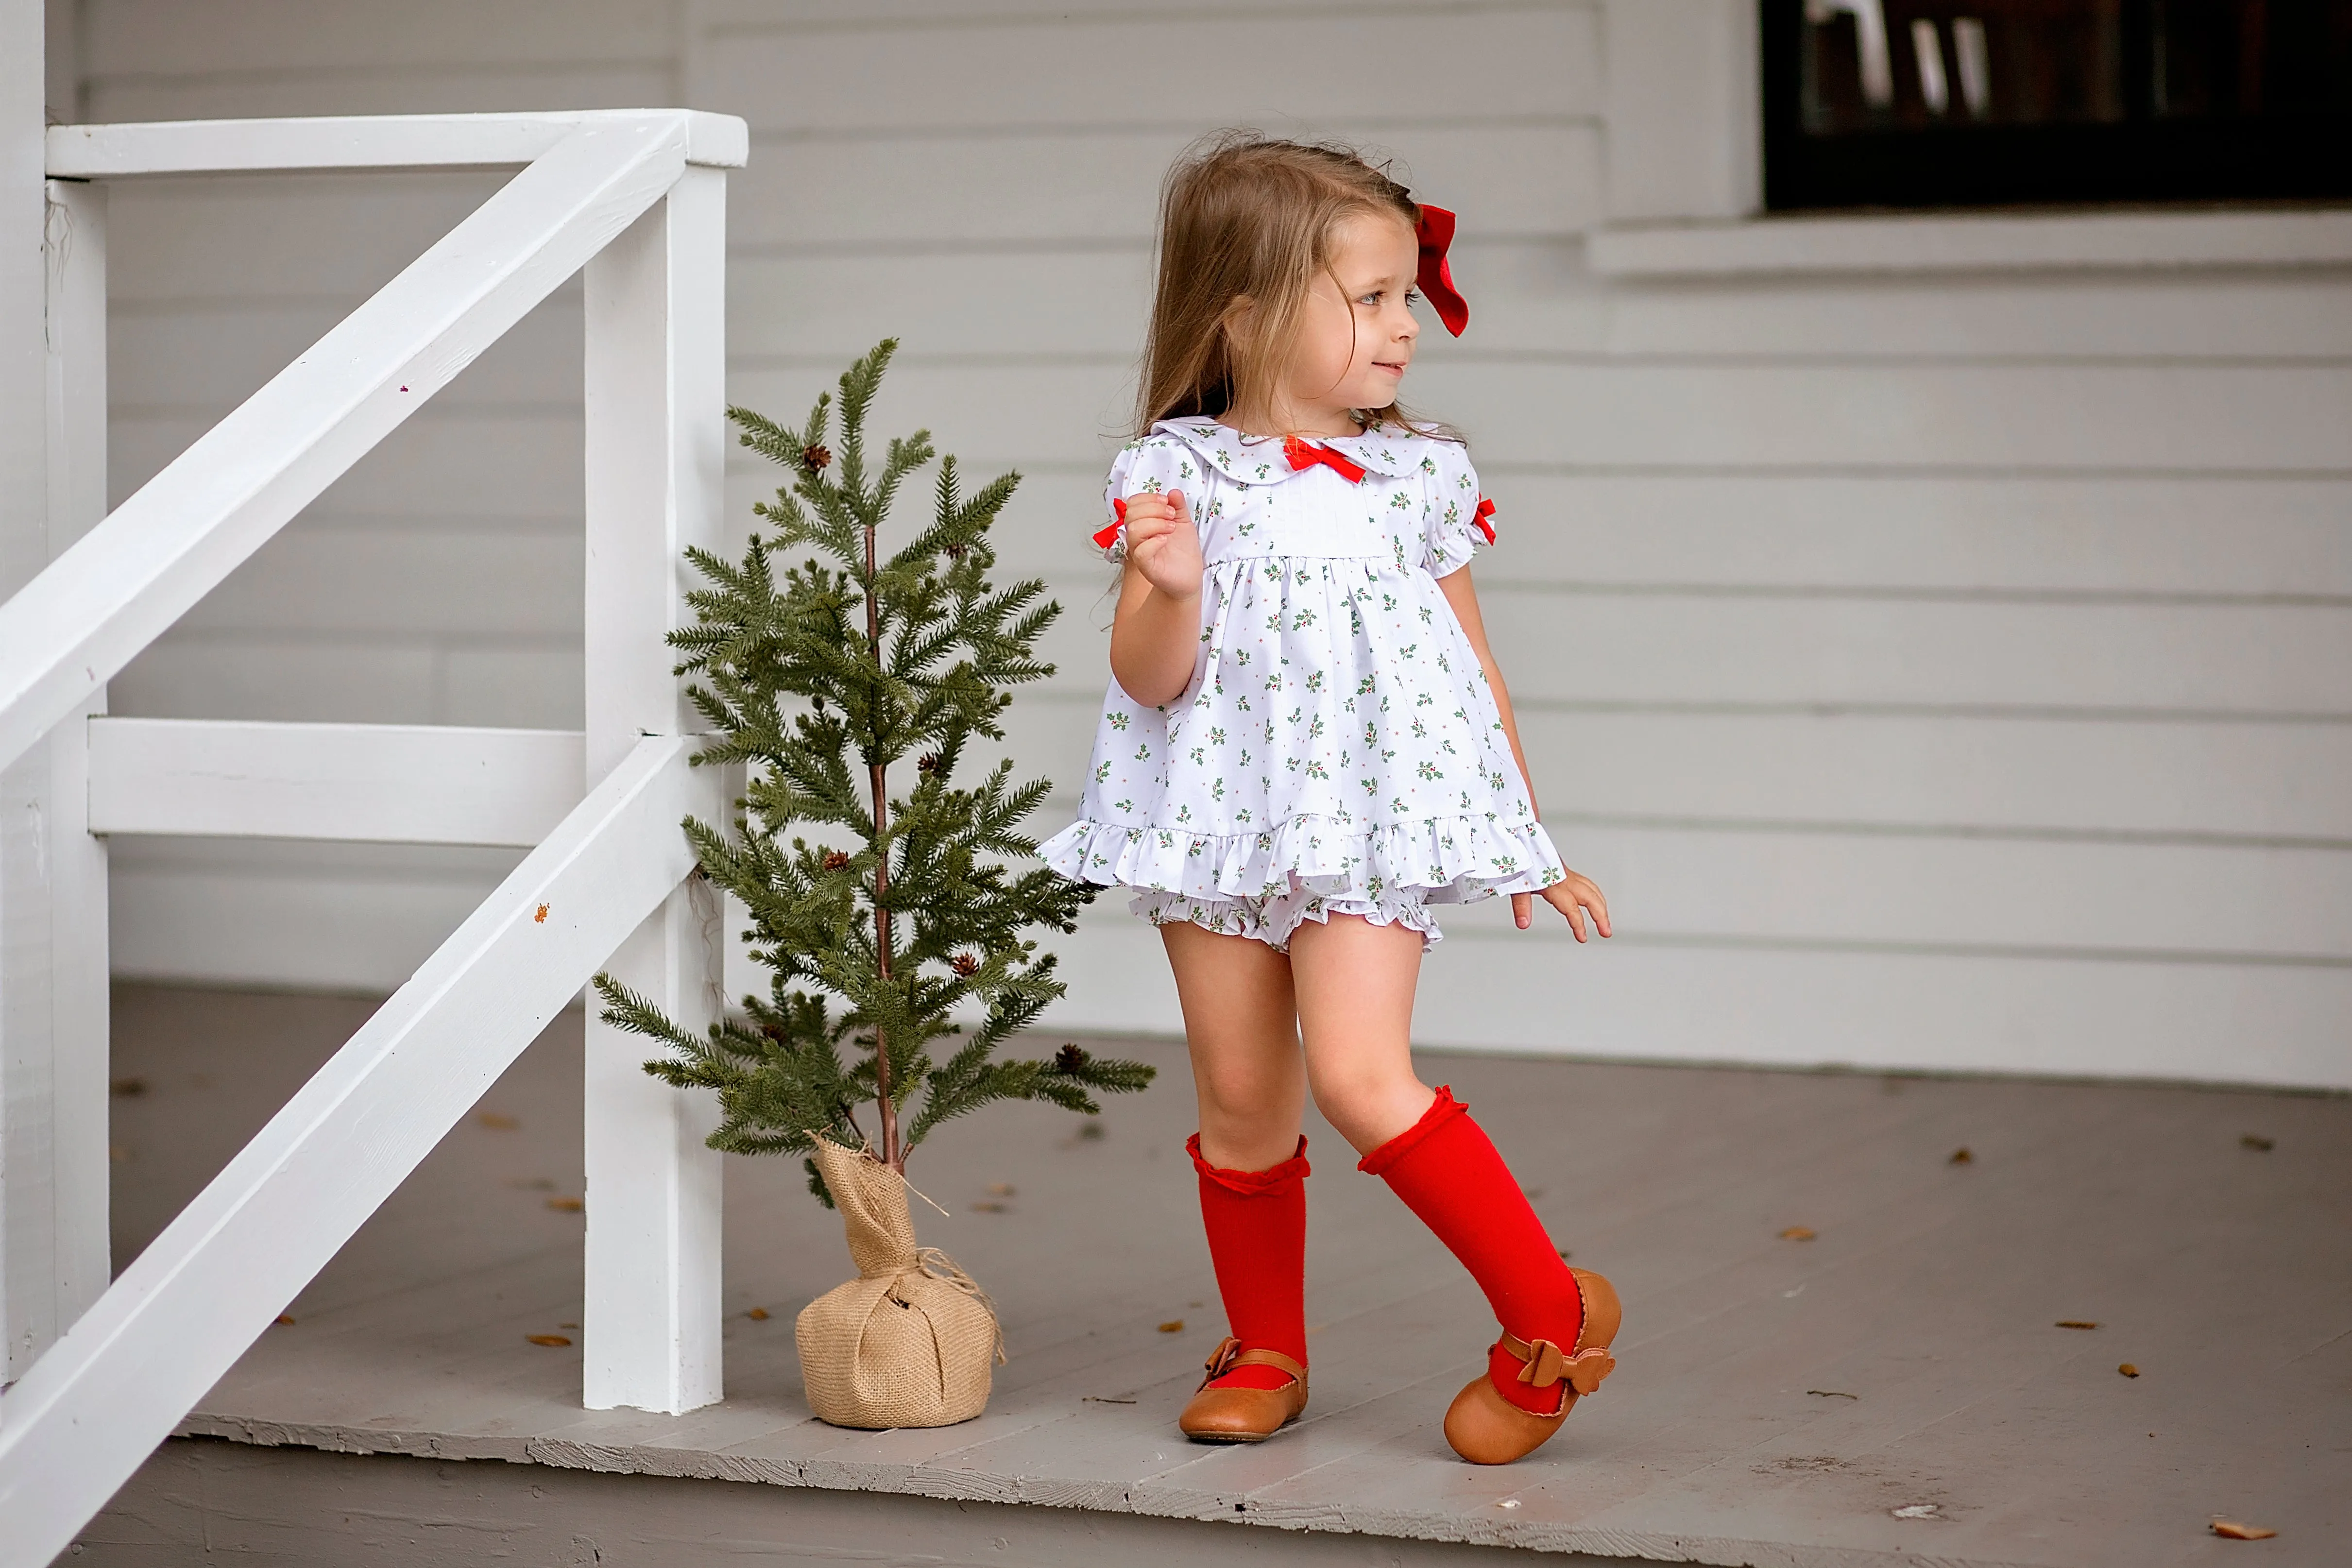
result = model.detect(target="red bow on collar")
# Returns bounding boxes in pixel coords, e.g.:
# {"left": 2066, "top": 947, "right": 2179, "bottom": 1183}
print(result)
{"left": 1282, "top": 435, "right": 1367, "bottom": 483}
{"left": 1415, "top": 205, "right": 1469, "bottom": 337}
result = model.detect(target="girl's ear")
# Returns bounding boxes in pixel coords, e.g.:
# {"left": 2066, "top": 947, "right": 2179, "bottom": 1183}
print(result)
{"left": 1220, "top": 294, "right": 1257, "bottom": 351}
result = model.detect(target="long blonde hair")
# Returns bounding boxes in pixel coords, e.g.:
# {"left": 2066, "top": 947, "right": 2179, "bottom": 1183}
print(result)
{"left": 1137, "top": 132, "right": 1444, "bottom": 438}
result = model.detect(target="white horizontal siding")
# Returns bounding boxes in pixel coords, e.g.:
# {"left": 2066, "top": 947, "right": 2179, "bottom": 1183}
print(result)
{"left": 72, "top": 0, "right": 2352, "bottom": 1084}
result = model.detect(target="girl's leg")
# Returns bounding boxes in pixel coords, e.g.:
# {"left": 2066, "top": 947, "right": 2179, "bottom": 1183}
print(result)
{"left": 1289, "top": 915, "right": 1595, "bottom": 1436}
{"left": 1162, "top": 923, "right": 1310, "bottom": 1405}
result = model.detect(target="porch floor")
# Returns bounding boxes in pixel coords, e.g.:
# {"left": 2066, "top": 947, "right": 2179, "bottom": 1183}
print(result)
{"left": 86, "top": 983, "right": 2350, "bottom": 1566}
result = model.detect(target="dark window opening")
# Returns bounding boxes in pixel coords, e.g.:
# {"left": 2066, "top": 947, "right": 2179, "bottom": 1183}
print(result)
{"left": 1763, "top": 0, "right": 2352, "bottom": 208}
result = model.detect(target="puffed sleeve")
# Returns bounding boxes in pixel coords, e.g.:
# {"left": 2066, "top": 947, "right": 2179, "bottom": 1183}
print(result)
{"left": 1094, "top": 435, "right": 1202, "bottom": 558}
{"left": 1421, "top": 439, "right": 1495, "bottom": 578}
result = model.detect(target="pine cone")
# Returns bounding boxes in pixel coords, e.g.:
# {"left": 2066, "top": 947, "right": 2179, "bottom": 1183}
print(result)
{"left": 801, "top": 443, "right": 832, "bottom": 473}
{"left": 822, "top": 850, "right": 851, "bottom": 871}
{"left": 951, "top": 953, "right": 979, "bottom": 977}
{"left": 943, "top": 542, "right": 967, "bottom": 560}
{"left": 1054, "top": 1043, "right": 1091, "bottom": 1074}
{"left": 917, "top": 751, "right": 941, "bottom": 775}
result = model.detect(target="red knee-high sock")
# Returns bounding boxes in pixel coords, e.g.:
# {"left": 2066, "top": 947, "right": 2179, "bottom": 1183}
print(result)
{"left": 1360, "top": 1089, "right": 1583, "bottom": 1415}
{"left": 1190, "top": 1134, "right": 1310, "bottom": 1391}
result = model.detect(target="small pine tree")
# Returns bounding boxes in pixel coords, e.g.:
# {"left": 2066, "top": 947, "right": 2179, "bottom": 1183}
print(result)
{"left": 595, "top": 341, "right": 1152, "bottom": 1198}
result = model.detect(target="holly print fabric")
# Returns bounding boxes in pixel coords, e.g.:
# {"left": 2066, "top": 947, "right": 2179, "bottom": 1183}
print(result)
{"left": 1038, "top": 419, "right": 1563, "bottom": 951}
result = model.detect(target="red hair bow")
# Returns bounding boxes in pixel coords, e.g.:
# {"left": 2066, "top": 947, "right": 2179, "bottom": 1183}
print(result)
{"left": 1415, "top": 205, "right": 1469, "bottom": 337}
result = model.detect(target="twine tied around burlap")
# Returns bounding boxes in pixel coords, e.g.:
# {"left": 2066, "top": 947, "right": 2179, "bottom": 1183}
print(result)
{"left": 796, "top": 1137, "right": 1005, "bottom": 1429}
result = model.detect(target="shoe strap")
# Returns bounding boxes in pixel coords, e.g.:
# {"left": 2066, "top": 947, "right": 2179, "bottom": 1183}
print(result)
{"left": 1496, "top": 1330, "right": 1615, "bottom": 1397}
{"left": 1200, "top": 1336, "right": 1307, "bottom": 1388}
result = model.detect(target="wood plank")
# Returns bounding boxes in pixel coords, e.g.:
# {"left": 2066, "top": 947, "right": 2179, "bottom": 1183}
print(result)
{"left": 91, "top": 987, "right": 2351, "bottom": 1565}
{"left": 83, "top": 66, "right": 681, "bottom": 129}
{"left": 112, "top": 298, "right": 582, "bottom": 412}
{"left": 82, "top": 0, "right": 675, "bottom": 74}
{"left": 729, "top": 124, "right": 1605, "bottom": 249}
{"left": 87, "top": 719, "right": 584, "bottom": 846}
{"left": 111, "top": 634, "right": 441, "bottom": 725}
{"left": 49, "top": 113, "right": 747, "bottom": 179}
{"left": 110, "top": 408, "right": 582, "bottom": 525}
{"left": 103, "top": 174, "right": 506, "bottom": 303}
{"left": 698, "top": 8, "right": 1602, "bottom": 133}
{"left": 170, "top": 528, "right": 582, "bottom": 639}
{"left": 110, "top": 842, "right": 520, "bottom": 991}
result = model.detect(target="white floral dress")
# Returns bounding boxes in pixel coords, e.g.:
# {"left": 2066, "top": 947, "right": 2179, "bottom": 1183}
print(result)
{"left": 1038, "top": 418, "right": 1564, "bottom": 950}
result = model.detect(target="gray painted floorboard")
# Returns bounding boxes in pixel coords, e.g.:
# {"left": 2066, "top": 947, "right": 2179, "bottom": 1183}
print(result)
{"left": 76, "top": 984, "right": 2350, "bottom": 1566}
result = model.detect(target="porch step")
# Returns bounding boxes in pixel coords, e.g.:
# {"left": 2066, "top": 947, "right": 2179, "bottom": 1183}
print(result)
{"left": 74, "top": 984, "right": 2352, "bottom": 1567}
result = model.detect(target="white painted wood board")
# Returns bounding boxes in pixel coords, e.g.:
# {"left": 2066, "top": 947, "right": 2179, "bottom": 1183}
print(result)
{"left": 48, "top": 111, "right": 748, "bottom": 178}
{"left": 86, "top": 719, "right": 585, "bottom": 846}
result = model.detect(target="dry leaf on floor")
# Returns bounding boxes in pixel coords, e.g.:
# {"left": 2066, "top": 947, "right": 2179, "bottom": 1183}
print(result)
{"left": 970, "top": 1201, "right": 1008, "bottom": 1213}
{"left": 747, "top": 1307, "right": 770, "bottom": 1321}
{"left": 1807, "top": 1389, "right": 1858, "bottom": 1399}
{"left": 987, "top": 1182, "right": 1016, "bottom": 1197}
{"left": 110, "top": 1077, "right": 148, "bottom": 1098}
{"left": 477, "top": 1112, "right": 519, "bottom": 1130}
{"left": 1158, "top": 1319, "right": 1185, "bottom": 1333}
{"left": 2056, "top": 1320, "right": 2099, "bottom": 1330}
{"left": 1779, "top": 1227, "right": 1817, "bottom": 1242}
{"left": 2119, "top": 1363, "right": 2140, "bottom": 1377}
{"left": 1948, "top": 1147, "right": 1973, "bottom": 1164}
{"left": 273, "top": 1314, "right": 296, "bottom": 1327}
{"left": 2211, "top": 1521, "right": 2276, "bottom": 1540}
{"left": 545, "top": 1197, "right": 584, "bottom": 1213}
{"left": 526, "top": 1334, "right": 572, "bottom": 1347}
{"left": 2240, "top": 1134, "right": 2274, "bottom": 1151}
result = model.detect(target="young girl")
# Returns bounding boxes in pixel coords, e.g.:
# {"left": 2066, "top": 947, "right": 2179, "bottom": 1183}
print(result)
{"left": 1039, "top": 135, "right": 1617, "bottom": 1466}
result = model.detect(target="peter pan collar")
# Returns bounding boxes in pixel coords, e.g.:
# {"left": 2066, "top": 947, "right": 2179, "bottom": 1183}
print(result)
{"left": 1149, "top": 419, "right": 1434, "bottom": 486}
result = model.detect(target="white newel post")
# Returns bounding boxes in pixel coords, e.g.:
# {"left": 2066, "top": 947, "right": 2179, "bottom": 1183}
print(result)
{"left": 1, "top": 176, "right": 110, "bottom": 1382}
{"left": 581, "top": 164, "right": 728, "bottom": 1414}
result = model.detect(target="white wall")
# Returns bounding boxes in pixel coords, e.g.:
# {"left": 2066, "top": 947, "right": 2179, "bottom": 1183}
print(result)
{"left": 64, "top": 0, "right": 2352, "bottom": 1086}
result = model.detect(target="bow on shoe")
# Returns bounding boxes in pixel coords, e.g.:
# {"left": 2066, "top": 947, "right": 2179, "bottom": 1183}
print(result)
{"left": 1415, "top": 204, "right": 1469, "bottom": 337}
{"left": 1516, "top": 1336, "right": 1617, "bottom": 1397}
{"left": 1282, "top": 435, "right": 1368, "bottom": 483}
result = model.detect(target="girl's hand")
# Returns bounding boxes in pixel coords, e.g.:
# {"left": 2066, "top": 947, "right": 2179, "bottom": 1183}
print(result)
{"left": 1512, "top": 869, "right": 1611, "bottom": 942}
{"left": 1124, "top": 489, "right": 1205, "bottom": 603}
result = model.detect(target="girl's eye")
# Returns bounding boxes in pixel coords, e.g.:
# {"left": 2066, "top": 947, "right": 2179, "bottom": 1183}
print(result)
{"left": 1405, "top": 289, "right": 1424, "bottom": 306}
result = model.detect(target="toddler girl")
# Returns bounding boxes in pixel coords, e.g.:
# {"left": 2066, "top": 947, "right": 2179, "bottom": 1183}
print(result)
{"left": 1040, "top": 135, "right": 1617, "bottom": 1466}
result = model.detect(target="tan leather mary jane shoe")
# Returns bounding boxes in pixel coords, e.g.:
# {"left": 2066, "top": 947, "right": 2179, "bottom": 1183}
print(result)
{"left": 1178, "top": 1337, "right": 1309, "bottom": 1443}
{"left": 1443, "top": 1267, "right": 1620, "bottom": 1465}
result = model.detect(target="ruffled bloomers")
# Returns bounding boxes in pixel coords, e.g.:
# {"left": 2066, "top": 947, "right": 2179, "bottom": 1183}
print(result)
{"left": 1038, "top": 811, "right": 1563, "bottom": 953}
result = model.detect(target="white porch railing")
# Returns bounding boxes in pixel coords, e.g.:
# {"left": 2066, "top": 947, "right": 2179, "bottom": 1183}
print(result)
{"left": 0, "top": 110, "right": 747, "bottom": 1566}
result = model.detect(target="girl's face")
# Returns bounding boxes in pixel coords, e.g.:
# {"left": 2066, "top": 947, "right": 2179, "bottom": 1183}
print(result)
{"left": 1259, "top": 210, "right": 1421, "bottom": 436}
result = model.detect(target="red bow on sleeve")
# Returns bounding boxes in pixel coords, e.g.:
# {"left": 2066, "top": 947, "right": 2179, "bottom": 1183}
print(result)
{"left": 1473, "top": 495, "right": 1497, "bottom": 544}
{"left": 1415, "top": 205, "right": 1469, "bottom": 337}
{"left": 1092, "top": 495, "right": 1126, "bottom": 550}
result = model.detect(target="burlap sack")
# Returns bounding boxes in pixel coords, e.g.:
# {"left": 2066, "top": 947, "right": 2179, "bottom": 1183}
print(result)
{"left": 796, "top": 1137, "right": 1004, "bottom": 1429}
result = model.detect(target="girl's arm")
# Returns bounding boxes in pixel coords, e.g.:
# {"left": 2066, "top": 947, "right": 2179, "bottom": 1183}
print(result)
{"left": 1437, "top": 565, "right": 1612, "bottom": 942}
{"left": 1108, "top": 489, "right": 1207, "bottom": 707}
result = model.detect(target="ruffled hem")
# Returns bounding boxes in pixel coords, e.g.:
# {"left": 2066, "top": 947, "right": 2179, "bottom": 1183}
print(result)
{"left": 1037, "top": 812, "right": 1562, "bottom": 908}
{"left": 1131, "top": 886, "right": 1442, "bottom": 954}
